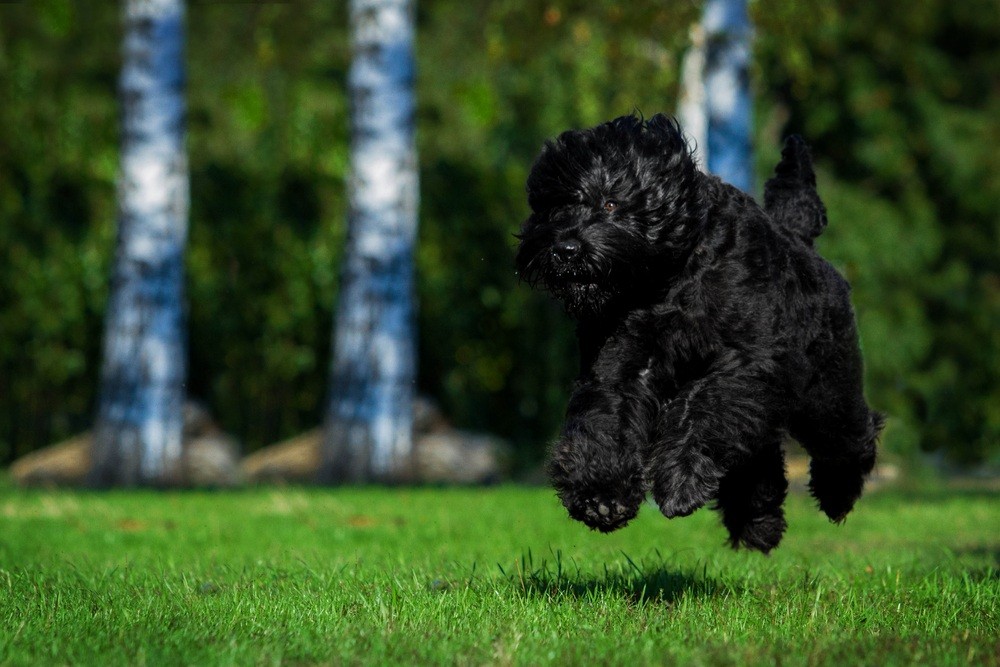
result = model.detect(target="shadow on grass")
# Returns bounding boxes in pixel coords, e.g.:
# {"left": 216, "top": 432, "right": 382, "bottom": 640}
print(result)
{"left": 499, "top": 549, "right": 732, "bottom": 604}
{"left": 951, "top": 545, "right": 1000, "bottom": 569}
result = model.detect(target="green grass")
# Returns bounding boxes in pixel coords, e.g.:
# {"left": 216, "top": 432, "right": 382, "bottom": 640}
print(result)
{"left": 0, "top": 483, "right": 997, "bottom": 666}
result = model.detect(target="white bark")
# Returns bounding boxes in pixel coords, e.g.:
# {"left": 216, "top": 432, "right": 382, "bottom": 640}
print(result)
{"left": 678, "top": 24, "right": 709, "bottom": 171}
{"left": 703, "top": 0, "right": 753, "bottom": 192}
{"left": 321, "top": 0, "right": 419, "bottom": 482}
{"left": 91, "top": 0, "right": 188, "bottom": 486}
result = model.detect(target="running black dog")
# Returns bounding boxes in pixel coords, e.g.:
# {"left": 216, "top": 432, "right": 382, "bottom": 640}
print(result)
{"left": 515, "top": 114, "right": 882, "bottom": 552}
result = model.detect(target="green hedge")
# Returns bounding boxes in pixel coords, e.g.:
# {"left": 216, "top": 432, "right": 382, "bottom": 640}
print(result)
{"left": 1, "top": 0, "right": 997, "bottom": 466}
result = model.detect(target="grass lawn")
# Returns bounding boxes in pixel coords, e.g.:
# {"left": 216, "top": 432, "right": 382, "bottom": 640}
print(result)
{"left": 0, "top": 481, "right": 997, "bottom": 665}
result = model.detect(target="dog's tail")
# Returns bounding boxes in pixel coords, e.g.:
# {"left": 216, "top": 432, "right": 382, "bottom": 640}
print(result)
{"left": 763, "top": 135, "right": 827, "bottom": 245}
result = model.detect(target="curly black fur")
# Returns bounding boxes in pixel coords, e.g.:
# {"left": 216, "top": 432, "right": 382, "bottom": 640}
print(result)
{"left": 515, "top": 114, "right": 882, "bottom": 553}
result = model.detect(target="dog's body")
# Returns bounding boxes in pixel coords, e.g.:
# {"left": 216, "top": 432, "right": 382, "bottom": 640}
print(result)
{"left": 515, "top": 115, "right": 881, "bottom": 552}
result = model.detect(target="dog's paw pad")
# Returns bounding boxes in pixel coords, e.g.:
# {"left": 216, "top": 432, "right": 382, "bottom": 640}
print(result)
{"left": 572, "top": 496, "right": 639, "bottom": 533}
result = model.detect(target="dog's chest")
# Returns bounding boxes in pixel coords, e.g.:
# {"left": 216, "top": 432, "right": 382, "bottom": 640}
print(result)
{"left": 618, "top": 308, "right": 714, "bottom": 391}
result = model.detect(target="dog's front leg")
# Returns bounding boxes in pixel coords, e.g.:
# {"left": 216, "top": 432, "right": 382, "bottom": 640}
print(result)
{"left": 549, "top": 321, "right": 652, "bottom": 533}
{"left": 548, "top": 376, "right": 647, "bottom": 532}
{"left": 646, "top": 352, "right": 784, "bottom": 519}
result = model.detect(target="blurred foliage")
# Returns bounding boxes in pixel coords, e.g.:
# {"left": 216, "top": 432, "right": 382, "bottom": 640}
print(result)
{"left": 754, "top": 0, "right": 1000, "bottom": 463}
{"left": 0, "top": 0, "right": 996, "bottom": 466}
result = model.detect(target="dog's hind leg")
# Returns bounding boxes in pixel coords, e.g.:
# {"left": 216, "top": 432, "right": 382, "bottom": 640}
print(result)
{"left": 790, "top": 335, "right": 882, "bottom": 523}
{"left": 714, "top": 436, "right": 788, "bottom": 553}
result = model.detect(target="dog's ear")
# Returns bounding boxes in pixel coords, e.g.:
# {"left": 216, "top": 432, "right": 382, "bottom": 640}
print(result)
{"left": 645, "top": 114, "right": 689, "bottom": 156}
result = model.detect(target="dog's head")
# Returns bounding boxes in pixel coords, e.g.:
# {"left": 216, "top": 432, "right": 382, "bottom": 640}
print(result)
{"left": 515, "top": 114, "right": 703, "bottom": 318}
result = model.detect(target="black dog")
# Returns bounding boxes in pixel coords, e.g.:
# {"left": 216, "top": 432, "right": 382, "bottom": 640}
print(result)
{"left": 515, "top": 114, "right": 882, "bottom": 553}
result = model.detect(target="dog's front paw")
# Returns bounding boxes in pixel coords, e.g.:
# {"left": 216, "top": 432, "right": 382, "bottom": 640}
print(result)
{"left": 568, "top": 493, "right": 640, "bottom": 533}
{"left": 548, "top": 434, "right": 645, "bottom": 532}
{"left": 651, "top": 465, "right": 717, "bottom": 519}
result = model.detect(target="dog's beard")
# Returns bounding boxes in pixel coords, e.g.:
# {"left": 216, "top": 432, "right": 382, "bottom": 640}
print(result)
{"left": 549, "top": 279, "right": 618, "bottom": 317}
{"left": 516, "top": 239, "right": 650, "bottom": 318}
{"left": 518, "top": 254, "right": 629, "bottom": 318}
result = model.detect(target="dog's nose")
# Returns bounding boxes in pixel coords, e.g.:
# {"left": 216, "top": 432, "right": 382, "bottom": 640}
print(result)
{"left": 552, "top": 240, "right": 582, "bottom": 261}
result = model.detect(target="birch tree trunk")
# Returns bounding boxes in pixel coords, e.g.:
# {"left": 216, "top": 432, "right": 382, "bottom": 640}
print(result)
{"left": 319, "top": 0, "right": 419, "bottom": 483}
{"left": 703, "top": 0, "right": 753, "bottom": 193}
{"left": 678, "top": 24, "right": 709, "bottom": 171}
{"left": 90, "top": 0, "right": 189, "bottom": 487}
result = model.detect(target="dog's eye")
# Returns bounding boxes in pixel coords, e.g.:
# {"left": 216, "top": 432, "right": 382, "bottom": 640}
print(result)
{"left": 602, "top": 200, "right": 618, "bottom": 213}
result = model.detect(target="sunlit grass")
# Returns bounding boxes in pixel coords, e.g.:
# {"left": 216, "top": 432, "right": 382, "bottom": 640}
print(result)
{"left": 1, "top": 483, "right": 997, "bottom": 665}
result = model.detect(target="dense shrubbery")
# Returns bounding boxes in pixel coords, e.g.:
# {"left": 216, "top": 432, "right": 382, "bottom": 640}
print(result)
{"left": 1, "top": 1, "right": 997, "bottom": 466}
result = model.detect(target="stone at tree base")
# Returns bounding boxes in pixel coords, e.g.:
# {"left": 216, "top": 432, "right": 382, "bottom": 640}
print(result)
{"left": 414, "top": 431, "right": 511, "bottom": 484}
{"left": 413, "top": 395, "right": 449, "bottom": 434}
{"left": 8, "top": 402, "right": 243, "bottom": 488}
{"left": 9, "top": 434, "right": 91, "bottom": 488}
{"left": 181, "top": 432, "right": 243, "bottom": 487}
{"left": 241, "top": 402, "right": 513, "bottom": 485}
{"left": 239, "top": 429, "right": 322, "bottom": 484}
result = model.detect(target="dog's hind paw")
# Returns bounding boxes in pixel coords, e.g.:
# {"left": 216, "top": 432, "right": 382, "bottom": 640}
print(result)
{"left": 726, "top": 512, "right": 787, "bottom": 554}
{"left": 808, "top": 457, "right": 872, "bottom": 523}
